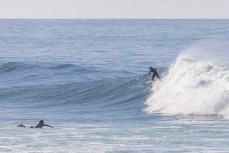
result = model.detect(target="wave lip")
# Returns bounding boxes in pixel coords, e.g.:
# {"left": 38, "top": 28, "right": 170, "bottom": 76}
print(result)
{"left": 145, "top": 55, "right": 229, "bottom": 118}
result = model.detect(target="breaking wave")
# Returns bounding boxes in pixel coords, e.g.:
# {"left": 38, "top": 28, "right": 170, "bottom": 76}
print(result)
{"left": 145, "top": 54, "right": 229, "bottom": 118}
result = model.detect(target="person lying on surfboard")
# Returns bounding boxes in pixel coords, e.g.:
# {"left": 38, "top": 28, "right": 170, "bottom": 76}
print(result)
{"left": 148, "top": 66, "right": 161, "bottom": 81}
{"left": 17, "top": 120, "right": 53, "bottom": 128}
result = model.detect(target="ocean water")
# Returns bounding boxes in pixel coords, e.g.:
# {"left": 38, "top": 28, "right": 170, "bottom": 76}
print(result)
{"left": 1, "top": 19, "right": 229, "bottom": 152}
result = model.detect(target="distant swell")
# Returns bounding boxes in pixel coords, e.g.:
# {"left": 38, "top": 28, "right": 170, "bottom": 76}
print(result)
{"left": 0, "top": 62, "right": 28, "bottom": 73}
{"left": 145, "top": 55, "right": 229, "bottom": 118}
{"left": 51, "top": 64, "right": 75, "bottom": 69}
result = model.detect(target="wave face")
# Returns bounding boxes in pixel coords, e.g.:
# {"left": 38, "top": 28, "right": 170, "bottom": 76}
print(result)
{"left": 0, "top": 60, "right": 150, "bottom": 111}
{"left": 145, "top": 55, "right": 229, "bottom": 118}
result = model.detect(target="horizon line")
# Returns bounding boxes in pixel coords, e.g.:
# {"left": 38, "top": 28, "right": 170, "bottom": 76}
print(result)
{"left": 0, "top": 18, "right": 229, "bottom": 20}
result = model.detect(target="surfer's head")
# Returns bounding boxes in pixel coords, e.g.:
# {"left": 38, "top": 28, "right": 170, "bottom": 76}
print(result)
{"left": 149, "top": 66, "right": 153, "bottom": 70}
{"left": 39, "top": 120, "right": 44, "bottom": 125}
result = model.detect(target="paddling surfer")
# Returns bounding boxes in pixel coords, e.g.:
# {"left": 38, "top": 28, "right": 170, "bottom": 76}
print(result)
{"left": 17, "top": 120, "right": 53, "bottom": 128}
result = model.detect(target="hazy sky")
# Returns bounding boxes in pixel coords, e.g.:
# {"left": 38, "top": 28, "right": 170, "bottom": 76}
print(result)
{"left": 0, "top": 0, "right": 229, "bottom": 19}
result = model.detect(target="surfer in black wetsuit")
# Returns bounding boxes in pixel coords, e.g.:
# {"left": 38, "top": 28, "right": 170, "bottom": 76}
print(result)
{"left": 33, "top": 120, "right": 53, "bottom": 128}
{"left": 17, "top": 120, "right": 53, "bottom": 128}
{"left": 148, "top": 66, "right": 160, "bottom": 81}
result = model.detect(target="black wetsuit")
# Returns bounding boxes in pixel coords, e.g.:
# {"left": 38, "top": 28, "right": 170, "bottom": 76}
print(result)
{"left": 150, "top": 69, "right": 160, "bottom": 81}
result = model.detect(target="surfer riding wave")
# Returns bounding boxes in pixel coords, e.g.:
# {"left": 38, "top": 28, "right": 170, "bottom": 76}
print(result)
{"left": 148, "top": 66, "right": 161, "bottom": 81}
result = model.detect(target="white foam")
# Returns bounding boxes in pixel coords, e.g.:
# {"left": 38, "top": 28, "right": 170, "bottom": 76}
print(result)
{"left": 145, "top": 55, "right": 229, "bottom": 118}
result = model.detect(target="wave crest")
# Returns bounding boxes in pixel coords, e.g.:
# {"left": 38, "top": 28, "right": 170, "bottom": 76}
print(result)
{"left": 145, "top": 55, "right": 229, "bottom": 118}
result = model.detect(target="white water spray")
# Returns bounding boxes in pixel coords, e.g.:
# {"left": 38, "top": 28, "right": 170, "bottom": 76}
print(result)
{"left": 145, "top": 54, "right": 229, "bottom": 118}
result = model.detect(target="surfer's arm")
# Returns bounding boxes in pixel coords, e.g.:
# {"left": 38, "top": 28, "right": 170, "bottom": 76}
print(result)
{"left": 43, "top": 124, "right": 53, "bottom": 128}
{"left": 148, "top": 71, "right": 151, "bottom": 75}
